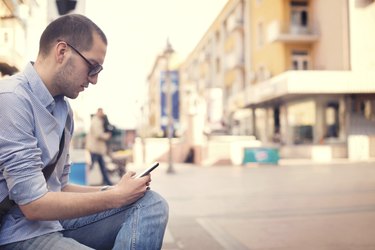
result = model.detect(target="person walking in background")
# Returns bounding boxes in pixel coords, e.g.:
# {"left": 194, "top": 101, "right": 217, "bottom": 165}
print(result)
{"left": 102, "top": 109, "right": 116, "bottom": 153}
{"left": 103, "top": 111, "right": 115, "bottom": 134}
{"left": 0, "top": 14, "right": 168, "bottom": 249}
{"left": 86, "top": 107, "right": 113, "bottom": 185}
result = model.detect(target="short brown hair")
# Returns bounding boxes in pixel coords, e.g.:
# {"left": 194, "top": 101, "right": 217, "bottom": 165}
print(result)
{"left": 38, "top": 14, "right": 107, "bottom": 57}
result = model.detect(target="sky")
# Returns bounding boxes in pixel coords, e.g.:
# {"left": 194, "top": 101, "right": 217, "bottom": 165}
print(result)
{"left": 69, "top": 0, "right": 228, "bottom": 131}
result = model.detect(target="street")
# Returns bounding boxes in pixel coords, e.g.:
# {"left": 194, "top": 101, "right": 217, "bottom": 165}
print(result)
{"left": 89, "top": 160, "right": 375, "bottom": 250}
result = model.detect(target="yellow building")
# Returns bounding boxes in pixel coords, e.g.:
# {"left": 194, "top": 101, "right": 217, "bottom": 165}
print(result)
{"left": 246, "top": 0, "right": 375, "bottom": 160}
{"left": 177, "top": 0, "right": 375, "bottom": 162}
{"left": 0, "top": 0, "right": 29, "bottom": 77}
{"left": 180, "top": 0, "right": 247, "bottom": 134}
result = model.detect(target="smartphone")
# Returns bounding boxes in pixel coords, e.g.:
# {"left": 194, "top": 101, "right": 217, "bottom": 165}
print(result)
{"left": 135, "top": 162, "right": 159, "bottom": 178}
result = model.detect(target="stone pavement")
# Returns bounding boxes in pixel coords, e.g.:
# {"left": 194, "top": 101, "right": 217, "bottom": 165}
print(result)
{"left": 87, "top": 160, "right": 375, "bottom": 250}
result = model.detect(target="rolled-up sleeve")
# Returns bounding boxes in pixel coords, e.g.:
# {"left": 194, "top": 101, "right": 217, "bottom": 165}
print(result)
{"left": 0, "top": 92, "right": 48, "bottom": 205}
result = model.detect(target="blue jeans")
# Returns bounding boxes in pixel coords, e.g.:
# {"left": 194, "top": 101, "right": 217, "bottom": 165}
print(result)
{"left": 1, "top": 191, "right": 169, "bottom": 250}
{"left": 90, "top": 152, "right": 113, "bottom": 185}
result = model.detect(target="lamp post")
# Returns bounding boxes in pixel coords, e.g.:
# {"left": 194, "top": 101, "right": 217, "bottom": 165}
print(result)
{"left": 164, "top": 39, "right": 175, "bottom": 174}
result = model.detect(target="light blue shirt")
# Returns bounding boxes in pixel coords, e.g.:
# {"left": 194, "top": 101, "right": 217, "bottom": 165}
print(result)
{"left": 0, "top": 62, "right": 74, "bottom": 245}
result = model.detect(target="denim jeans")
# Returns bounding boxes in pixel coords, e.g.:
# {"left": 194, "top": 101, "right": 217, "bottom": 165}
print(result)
{"left": 1, "top": 191, "right": 169, "bottom": 250}
{"left": 90, "top": 152, "right": 113, "bottom": 185}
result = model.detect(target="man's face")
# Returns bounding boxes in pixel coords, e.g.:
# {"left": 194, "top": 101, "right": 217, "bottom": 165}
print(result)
{"left": 55, "top": 34, "right": 107, "bottom": 99}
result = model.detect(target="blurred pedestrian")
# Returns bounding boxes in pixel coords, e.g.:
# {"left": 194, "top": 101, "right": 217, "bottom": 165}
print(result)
{"left": 86, "top": 107, "right": 113, "bottom": 185}
{"left": 102, "top": 110, "right": 116, "bottom": 153}
{"left": 0, "top": 14, "right": 168, "bottom": 249}
{"left": 103, "top": 112, "right": 115, "bottom": 133}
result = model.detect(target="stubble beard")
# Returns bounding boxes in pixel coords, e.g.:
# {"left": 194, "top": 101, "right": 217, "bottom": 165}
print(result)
{"left": 55, "top": 59, "right": 80, "bottom": 99}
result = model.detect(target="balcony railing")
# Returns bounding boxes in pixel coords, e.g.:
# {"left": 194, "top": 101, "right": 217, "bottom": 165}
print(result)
{"left": 267, "top": 20, "right": 319, "bottom": 44}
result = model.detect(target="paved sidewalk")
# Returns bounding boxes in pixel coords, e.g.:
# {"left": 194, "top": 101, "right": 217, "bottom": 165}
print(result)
{"left": 87, "top": 160, "right": 375, "bottom": 250}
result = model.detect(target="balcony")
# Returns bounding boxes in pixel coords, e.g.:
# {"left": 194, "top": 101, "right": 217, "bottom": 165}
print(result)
{"left": 355, "top": 0, "right": 375, "bottom": 7}
{"left": 245, "top": 70, "right": 375, "bottom": 107}
{"left": 267, "top": 20, "right": 319, "bottom": 44}
{"left": 226, "top": 90, "right": 246, "bottom": 114}
{"left": 0, "top": 26, "right": 25, "bottom": 75}
{"left": 224, "top": 52, "right": 244, "bottom": 71}
{"left": 224, "top": 67, "right": 244, "bottom": 88}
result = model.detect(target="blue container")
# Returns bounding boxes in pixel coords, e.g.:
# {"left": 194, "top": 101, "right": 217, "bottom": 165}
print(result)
{"left": 69, "top": 162, "right": 87, "bottom": 185}
{"left": 243, "top": 147, "right": 279, "bottom": 165}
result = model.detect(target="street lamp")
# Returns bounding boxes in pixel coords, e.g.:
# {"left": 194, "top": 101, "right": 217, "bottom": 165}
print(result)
{"left": 164, "top": 39, "right": 175, "bottom": 174}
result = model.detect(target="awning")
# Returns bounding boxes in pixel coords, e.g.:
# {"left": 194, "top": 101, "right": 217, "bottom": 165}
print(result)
{"left": 245, "top": 70, "right": 375, "bottom": 106}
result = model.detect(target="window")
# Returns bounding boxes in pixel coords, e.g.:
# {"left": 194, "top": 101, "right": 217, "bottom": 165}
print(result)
{"left": 4, "top": 32, "right": 8, "bottom": 43}
{"left": 291, "top": 50, "right": 310, "bottom": 70}
{"left": 288, "top": 100, "right": 315, "bottom": 144}
{"left": 290, "top": 0, "right": 309, "bottom": 34}
{"left": 223, "top": 20, "right": 228, "bottom": 35}
{"left": 257, "top": 22, "right": 265, "bottom": 47}
{"left": 215, "top": 31, "right": 221, "bottom": 54}
{"left": 215, "top": 31, "right": 220, "bottom": 42}
{"left": 216, "top": 58, "right": 221, "bottom": 73}
{"left": 0, "top": 30, "right": 11, "bottom": 47}
{"left": 324, "top": 102, "right": 339, "bottom": 139}
{"left": 224, "top": 85, "right": 231, "bottom": 102}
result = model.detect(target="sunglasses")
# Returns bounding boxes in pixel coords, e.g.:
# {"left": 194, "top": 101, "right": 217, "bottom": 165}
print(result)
{"left": 58, "top": 40, "right": 103, "bottom": 76}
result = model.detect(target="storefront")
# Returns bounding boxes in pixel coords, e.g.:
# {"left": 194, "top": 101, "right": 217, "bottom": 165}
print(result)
{"left": 244, "top": 70, "right": 375, "bottom": 160}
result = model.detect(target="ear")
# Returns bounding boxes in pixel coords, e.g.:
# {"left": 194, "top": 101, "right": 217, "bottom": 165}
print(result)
{"left": 55, "top": 41, "right": 68, "bottom": 64}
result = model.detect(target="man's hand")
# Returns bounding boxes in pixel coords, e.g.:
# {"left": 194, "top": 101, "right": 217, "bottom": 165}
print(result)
{"left": 19, "top": 171, "right": 152, "bottom": 221}
{"left": 111, "top": 171, "right": 151, "bottom": 207}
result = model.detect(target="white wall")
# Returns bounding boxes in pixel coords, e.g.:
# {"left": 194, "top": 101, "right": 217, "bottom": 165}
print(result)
{"left": 348, "top": 0, "right": 375, "bottom": 71}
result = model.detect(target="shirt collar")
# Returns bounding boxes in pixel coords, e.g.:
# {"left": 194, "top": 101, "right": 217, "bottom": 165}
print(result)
{"left": 23, "top": 62, "right": 56, "bottom": 113}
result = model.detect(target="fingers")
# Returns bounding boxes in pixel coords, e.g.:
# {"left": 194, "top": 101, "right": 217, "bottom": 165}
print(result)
{"left": 125, "top": 171, "right": 136, "bottom": 178}
{"left": 139, "top": 174, "right": 151, "bottom": 182}
{"left": 125, "top": 171, "right": 151, "bottom": 191}
{"left": 146, "top": 180, "right": 151, "bottom": 190}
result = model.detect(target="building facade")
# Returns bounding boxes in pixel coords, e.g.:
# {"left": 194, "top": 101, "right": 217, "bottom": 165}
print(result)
{"left": 245, "top": 0, "right": 375, "bottom": 160}
{"left": 176, "top": 0, "right": 375, "bottom": 161}
{"left": 180, "top": 0, "right": 248, "bottom": 135}
{"left": 0, "top": 0, "right": 33, "bottom": 77}
{"left": 0, "top": 0, "right": 86, "bottom": 79}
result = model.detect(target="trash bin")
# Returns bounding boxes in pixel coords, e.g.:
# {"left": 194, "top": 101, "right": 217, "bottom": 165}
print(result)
{"left": 69, "top": 162, "right": 87, "bottom": 185}
{"left": 243, "top": 147, "right": 279, "bottom": 165}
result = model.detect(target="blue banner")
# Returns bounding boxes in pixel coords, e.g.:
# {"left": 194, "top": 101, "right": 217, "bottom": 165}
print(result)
{"left": 160, "top": 70, "right": 179, "bottom": 134}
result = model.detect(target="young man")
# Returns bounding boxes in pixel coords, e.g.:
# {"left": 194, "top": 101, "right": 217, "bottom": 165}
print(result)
{"left": 0, "top": 14, "right": 168, "bottom": 249}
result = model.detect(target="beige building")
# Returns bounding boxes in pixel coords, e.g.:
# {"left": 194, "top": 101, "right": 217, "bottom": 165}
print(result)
{"left": 176, "top": 0, "right": 375, "bottom": 162}
{"left": 180, "top": 0, "right": 248, "bottom": 134}
{"left": 0, "top": 0, "right": 86, "bottom": 79}
{"left": 145, "top": 54, "right": 168, "bottom": 137}
{"left": 175, "top": 0, "right": 249, "bottom": 163}
{"left": 0, "top": 0, "right": 31, "bottom": 77}
{"left": 245, "top": 0, "right": 375, "bottom": 160}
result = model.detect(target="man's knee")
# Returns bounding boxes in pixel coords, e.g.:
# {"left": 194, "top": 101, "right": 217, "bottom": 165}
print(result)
{"left": 145, "top": 191, "right": 169, "bottom": 219}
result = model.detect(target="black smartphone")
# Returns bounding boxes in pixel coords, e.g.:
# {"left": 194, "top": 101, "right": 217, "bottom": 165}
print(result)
{"left": 135, "top": 162, "right": 159, "bottom": 178}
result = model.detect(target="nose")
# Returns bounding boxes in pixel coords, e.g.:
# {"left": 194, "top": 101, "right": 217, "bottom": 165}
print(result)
{"left": 88, "top": 74, "right": 99, "bottom": 85}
